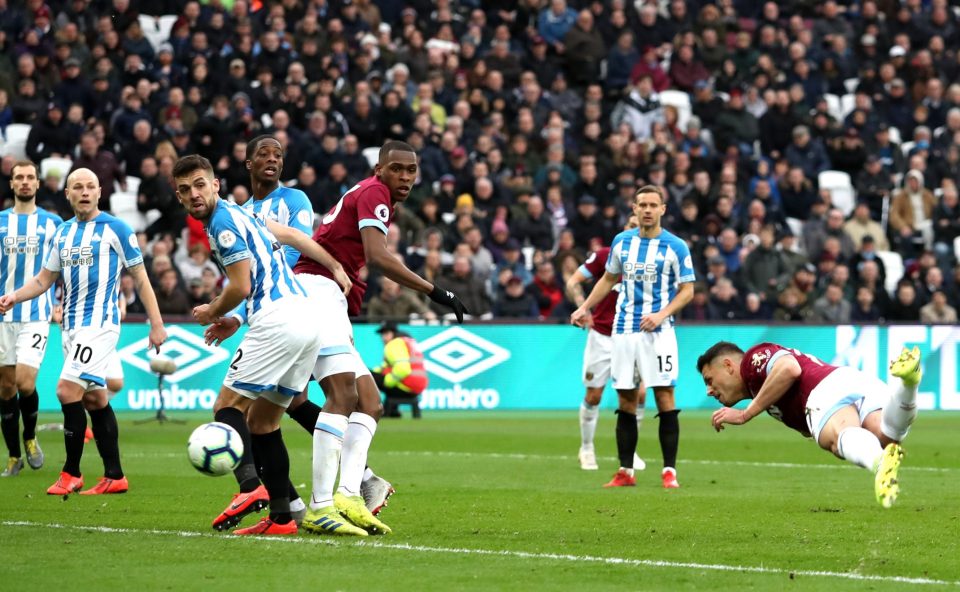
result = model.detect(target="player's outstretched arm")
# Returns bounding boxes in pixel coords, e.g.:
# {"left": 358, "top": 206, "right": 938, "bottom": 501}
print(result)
{"left": 0, "top": 269, "right": 59, "bottom": 314}
{"left": 711, "top": 355, "right": 801, "bottom": 431}
{"left": 361, "top": 226, "right": 469, "bottom": 322}
{"left": 195, "top": 259, "right": 251, "bottom": 326}
{"left": 572, "top": 271, "right": 617, "bottom": 327}
{"left": 564, "top": 268, "right": 589, "bottom": 308}
{"left": 128, "top": 264, "right": 168, "bottom": 353}
{"left": 264, "top": 219, "right": 352, "bottom": 295}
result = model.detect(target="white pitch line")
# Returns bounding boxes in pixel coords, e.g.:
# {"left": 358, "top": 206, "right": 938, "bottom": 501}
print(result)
{"left": 2, "top": 520, "right": 956, "bottom": 587}
{"left": 122, "top": 449, "right": 958, "bottom": 472}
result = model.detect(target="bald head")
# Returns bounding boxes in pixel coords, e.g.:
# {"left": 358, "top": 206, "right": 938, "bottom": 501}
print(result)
{"left": 66, "top": 167, "right": 100, "bottom": 189}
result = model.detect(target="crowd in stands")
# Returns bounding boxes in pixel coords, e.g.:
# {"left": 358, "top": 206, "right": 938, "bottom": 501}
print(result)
{"left": 2, "top": 0, "right": 960, "bottom": 323}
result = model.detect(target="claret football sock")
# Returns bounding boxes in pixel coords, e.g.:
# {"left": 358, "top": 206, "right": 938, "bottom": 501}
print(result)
{"left": 579, "top": 403, "right": 599, "bottom": 448}
{"left": 215, "top": 407, "right": 258, "bottom": 492}
{"left": 287, "top": 400, "right": 322, "bottom": 436}
{"left": 337, "top": 413, "right": 377, "bottom": 496}
{"left": 837, "top": 427, "right": 884, "bottom": 471}
{"left": 615, "top": 410, "right": 638, "bottom": 470}
{"left": 61, "top": 401, "right": 86, "bottom": 478}
{"left": 19, "top": 390, "right": 39, "bottom": 441}
{"left": 0, "top": 396, "right": 20, "bottom": 458}
{"left": 89, "top": 404, "right": 123, "bottom": 479}
{"left": 312, "top": 412, "right": 347, "bottom": 509}
{"left": 657, "top": 409, "right": 680, "bottom": 469}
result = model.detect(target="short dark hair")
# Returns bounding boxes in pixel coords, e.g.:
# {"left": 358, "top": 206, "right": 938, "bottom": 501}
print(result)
{"left": 635, "top": 184, "right": 666, "bottom": 203}
{"left": 172, "top": 154, "right": 214, "bottom": 179}
{"left": 379, "top": 140, "right": 416, "bottom": 164}
{"left": 246, "top": 134, "right": 279, "bottom": 161}
{"left": 11, "top": 160, "right": 39, "bottom": 178}
{"left": 696, "top": 341, "right": 745, "bottom": 374}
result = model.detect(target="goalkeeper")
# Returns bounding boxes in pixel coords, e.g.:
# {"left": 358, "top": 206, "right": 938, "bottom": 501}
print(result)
{"left": 371, "top": 322, "right": 428, "bottom": 418}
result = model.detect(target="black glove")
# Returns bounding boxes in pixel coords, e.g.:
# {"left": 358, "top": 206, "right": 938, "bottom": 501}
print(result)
{"left": 428, "top": 285, "right": 469, "bottom": 323}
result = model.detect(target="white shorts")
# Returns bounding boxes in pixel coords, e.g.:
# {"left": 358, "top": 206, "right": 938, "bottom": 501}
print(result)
{"left": 313, "top": 347, "right": 373, "bottom": 383}
{"left": 297, "top": 274, "right": 354, "bottom": 354}
{"left": 224, "top": 300, "right": 323, "bottom": 408}
{"left": 60, "top": 327, "right": 119, "bottom": 391}
{"left": 611, "top": 329, "right": 679, "bottom": 390}
{"left": 804, "top": 366, "right": 890, "bottom": 443}
{"left": 582, "top": 329, "right": 613, "bottom": 388}
{"left": 0, "top": 322, "right": 50, "bottom": 369}
{"left": 106, "top": 353, "right": 123, "bottom": 381}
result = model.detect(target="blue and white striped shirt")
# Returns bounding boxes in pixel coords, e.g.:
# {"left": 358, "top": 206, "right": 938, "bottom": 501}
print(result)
{"left": 207, "top": 199, "right": 307, "bottom": 322}
{"left": 606, "top": 228, "right": 696, "bottom": 335}
{"left": 44, "top": 213, "right": 142, "bottom": 331}
{"left": 241, "top": 186, "right": 313, "bottom": 268}
{"left": 0, "top": 207, "right": 63, "bottom": 323}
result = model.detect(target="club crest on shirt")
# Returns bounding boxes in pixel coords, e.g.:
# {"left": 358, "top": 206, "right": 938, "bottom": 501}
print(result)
{"left": 585, "top": 372, "right": 594, "bottom": 381}
{"left": 752, "top": 350, "right": 769, "bottom": 368}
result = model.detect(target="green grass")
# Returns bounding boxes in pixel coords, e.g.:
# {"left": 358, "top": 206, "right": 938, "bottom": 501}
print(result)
{"left": 2, "top": 410, "right": 959, "bottom": 591}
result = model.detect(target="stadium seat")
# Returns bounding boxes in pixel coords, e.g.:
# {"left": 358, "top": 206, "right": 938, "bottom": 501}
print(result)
{"left": 40, "top": 157, "right": 73, "bottom": 190}
{"left": 658, "top": 89, "right": 692, "bottom": 131}
{"left": 362, "top": 146, "right": 380, "bottom": 169}
{"left": 110, "top": 190, "right": 138, "bottom": 213}
{"left": 875, "top": 250, "right": 904, "bottom": 296}
{"left": 839, "top": 94, "right": 856, "bottom": 120}
{"left": 784, "top": 217, "right": 805, "bottom": 251}
{"left": 1, "top": 123, "right": 31, "bottom": 160}
{"left": 954, "top": 236, "right": 960, "bottom": 262}
{"left": 824, "top": 94, "right": 842, "bottom": 121}
{"left": 900, "top": 141, "right": 915, "bottom": 159}
{"left": 126, "top": 175, "right": 141, "bottom": 195}
{"left": 844, "top": 78, "right": 859, "bottom": 94}
{"left": 818, "top": 170, "right": 856, "bottom": 217}
{"left": 887, "top": 126, "right": 902, "bottom": 144}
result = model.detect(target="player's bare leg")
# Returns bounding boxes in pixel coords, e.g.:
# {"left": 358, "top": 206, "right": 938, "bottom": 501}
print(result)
{"left": 653, "top": 386, "right": 680, "bottom": 489}
{"left": 604, "top": 388, "right": 639, "bottom": 488}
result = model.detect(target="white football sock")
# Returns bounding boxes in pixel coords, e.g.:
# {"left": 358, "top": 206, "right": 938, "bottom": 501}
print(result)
{"left": 579, "top": 402, "right": 599, "bottom": 448}
{"left": 337, "top": 412, "right": 377, "bottom": 496}
{"left": 636, "top": 405, "right": 645, "bottom": 427}
{"left": 837, "top": 427, "right": 884, "bottom": 471}
{"left": 290, "top": 497, "right": 306, "bottom": 513}
{"left": 620, "top": 467, "right": 635, "bottom": 476}
{"left": 881, "top": 382, "right": 918, "bottom": 442}
{"left": 310, "top": 412, "right": 348, "bottom": 510}
{"left": 362, "top": 467, "right": 375, "bottom": 482}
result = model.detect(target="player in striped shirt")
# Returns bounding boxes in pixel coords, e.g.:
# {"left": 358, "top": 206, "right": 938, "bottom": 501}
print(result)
{"left": 0, "top": 161, "right": 62, "bottom": 477}
{"left": 565, "top": 216, "right": 646, "bottom": 472}
{"left": 571, "top": 185, "right": 695, "bottom": 489}
{"left": 174, "top": 154, "right": 353, "bottom": 535}
{"left": 0, "top": 168, "right": 168, "bottom": 496}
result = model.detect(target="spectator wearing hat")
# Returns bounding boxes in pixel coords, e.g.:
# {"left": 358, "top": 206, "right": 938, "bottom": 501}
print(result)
{"left": 827, "top": 127, "right": 867, "bottom": 177}
{"left": 494, "top": 274, "right": 539, "bottom": 318}
{"left": 26, "top": 102, "right": 74, "bottom": 162}
{"left": 494, "top": 237, "right": 533, "bottom": 286}
{"left": 855, "top": 154, "right": 895, "bottom": 220}
{"left": 53, "top": 57, "right": 95, "bottom": 115}
{"left": 523, "top": 35, "right": 560, "bottom": 89}
{"left": 568, "top": 194, "right": 606, "bottom": 249}
{"left": 885, "top": 77, "right": 915, "bottom": 135}
{"left": 370, "top": 321, "right": 428, "bottom": 419}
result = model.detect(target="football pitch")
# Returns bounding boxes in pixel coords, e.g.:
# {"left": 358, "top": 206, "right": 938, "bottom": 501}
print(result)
{"left": 2, "top": 410, "right": 959, "bottom": 591}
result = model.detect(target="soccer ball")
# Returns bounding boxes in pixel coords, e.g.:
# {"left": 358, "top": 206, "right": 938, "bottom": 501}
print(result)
{"left": 187, "top": 422, "right": 244, "bottom": 476}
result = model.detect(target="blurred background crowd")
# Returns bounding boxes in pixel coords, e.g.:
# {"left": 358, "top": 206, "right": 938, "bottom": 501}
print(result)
{"left": 1, "top": 0, "right": 959, "bottom": 323}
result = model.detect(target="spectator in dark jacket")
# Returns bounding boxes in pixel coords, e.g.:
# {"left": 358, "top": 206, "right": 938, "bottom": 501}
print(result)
{"left": 494, "top": 275, "right": 539, "bottom": 318}
{"left": 431, "top": 256, "right": 491, "bottom": 318}
{"left": 26, "top": 104, "right": 74, "bottom": 162}
{"left": 514, "top": 196, "right": 555, "bottom": 251}
{"left": 785, "top": 125, "right": 831, "bottom": 180}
